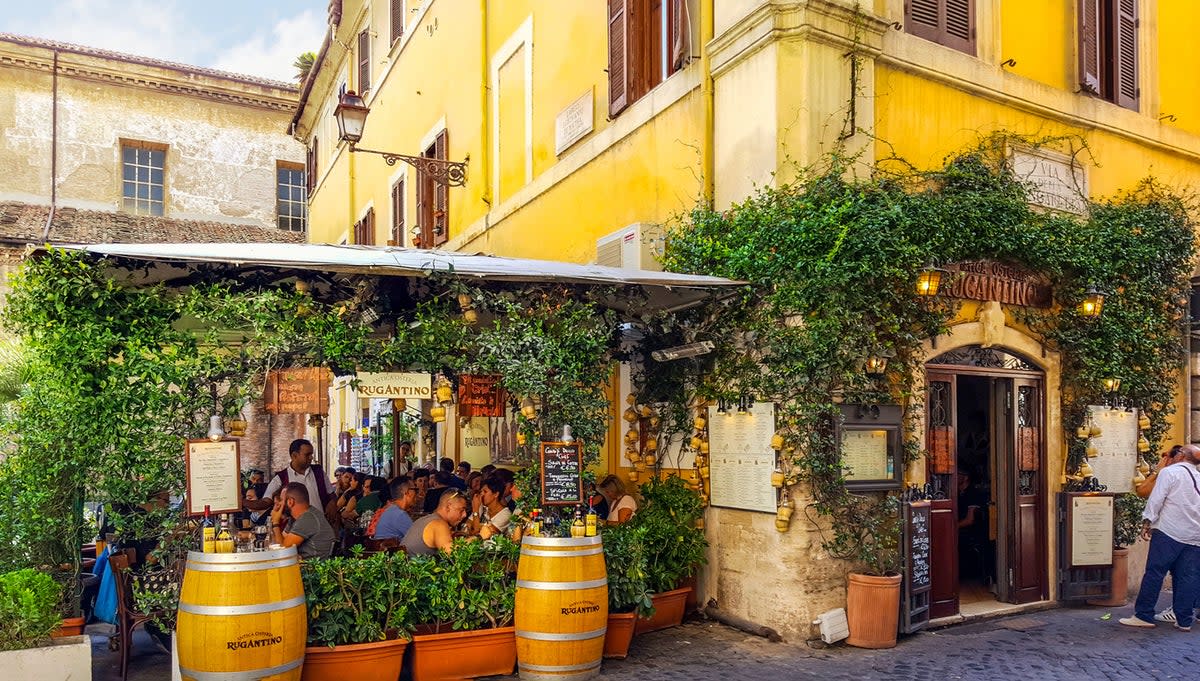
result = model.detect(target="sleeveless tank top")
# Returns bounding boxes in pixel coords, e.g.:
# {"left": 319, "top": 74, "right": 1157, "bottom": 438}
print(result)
{"left": 401, "top": 513, "right": 441, "bottom": 556}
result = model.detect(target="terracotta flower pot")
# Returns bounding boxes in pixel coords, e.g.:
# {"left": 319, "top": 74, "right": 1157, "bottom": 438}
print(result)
{"left": 634, "top": 587, "right": 691, "bottom": 635}
{"left": 409, "top": 626, "right": 516, "bottom": 681}
{"left": 603, "top": 611, "right": 636, "bottom": 659}
{"left": 845, "top": 572, "right": 902, "bottom": 649}
{"left": 302, "top": 638, "right": 408, "bottom": 681}
{"left": 51, "top": 616, "right": 86, "bottom": 639}
{"left": 1087, "top": 547, "right": 1130, "bottom": 607}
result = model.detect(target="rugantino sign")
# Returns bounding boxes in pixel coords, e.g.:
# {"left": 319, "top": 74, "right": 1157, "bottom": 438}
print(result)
{"left": 227, "top": 631, "right": 283, "bottom": 650}
{"left": 943, "top": 261, "right": 1051, "bottom": 308}
{"left": 561, "top": 600, "right": 602, "bottom": 616}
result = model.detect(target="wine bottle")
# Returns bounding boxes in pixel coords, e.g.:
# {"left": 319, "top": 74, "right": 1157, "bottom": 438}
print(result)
{"left": 202, "top": 505, "right": 215, "bottom": 553}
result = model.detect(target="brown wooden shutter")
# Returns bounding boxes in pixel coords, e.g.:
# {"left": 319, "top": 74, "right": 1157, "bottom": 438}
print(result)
{"left": 391, "top": 0, "right": 405, "bottom": 45}
{"left": 1112, "top": 0, "right": 1138, "bottom": 110}
{"left": 942, "top": 0, "right": 974, "bottom": 55}
{"left": 416, "top": 157, "right": 431, "bottom": 248}
{"left": 306, "top": 138, "right": 318, "bottom": 193}
{"left": 1078, "top": 0, "right": 1102, "bottom": 94}
{"left": 669, "top": 0, "right": 691, "bottom": 72}
{"left": 358, "top": 29, "right": 371, "bottom": 93}
{"left": 432, "top": 130, "right": 449, "bottom": 246}
{"left": 391, "top": 178, "right": 405, "bottom": 246}
{"left": 608, "top": 0, "right": 630, "bottom": 117}
{"left": 906, "top": 0, "right": 941, "bottom": 43}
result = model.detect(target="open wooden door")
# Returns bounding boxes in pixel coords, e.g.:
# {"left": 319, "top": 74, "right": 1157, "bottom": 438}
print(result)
{"left": 925, "top": 370, "right": 958, "bottom": 618}
{"left": 1008, "top": 377, "right": 1046, "bottom": 603}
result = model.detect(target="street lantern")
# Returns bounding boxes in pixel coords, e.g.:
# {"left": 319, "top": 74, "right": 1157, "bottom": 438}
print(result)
{"left": 915, "top": 263, "right": 946, "bottom": 297}
{"left": 333, "top": 91, "right": 369, "bottom": 144}
{"left": 1101, "top": 377, "right": 1122, "bottom": 394}
{"left": 864, "top": 349, "right": 895, "bottom": 377}
{"left": 1078, "top": 285, "right": 1105, "bottom": 318}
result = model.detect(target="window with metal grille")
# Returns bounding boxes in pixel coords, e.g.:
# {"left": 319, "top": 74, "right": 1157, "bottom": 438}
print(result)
{"left": 121, "top": 142, "right": 166, "bottom": 216}
{"left": 276, "top": 162, "right": 308, "bottom": 232}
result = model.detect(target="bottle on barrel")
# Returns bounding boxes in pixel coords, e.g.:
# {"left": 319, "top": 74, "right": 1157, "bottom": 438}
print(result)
{"left": 201, "top": 505, "right": 216, "bottom": 553}
{"left": 584, "top": 499, "right": 598, "bottom": 537}
{"left": 216, "top": 514, "right": 234, "bottom": 553}
{"left": 571, "top": 505, "right": 585, "bottom": 537}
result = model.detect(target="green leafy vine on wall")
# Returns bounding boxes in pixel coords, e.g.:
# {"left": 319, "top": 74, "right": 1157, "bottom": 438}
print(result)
{"left": 658, "top": 136, "right": 1195, "bottom": 575}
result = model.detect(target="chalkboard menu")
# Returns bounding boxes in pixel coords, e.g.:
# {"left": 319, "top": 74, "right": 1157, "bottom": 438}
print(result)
{"left": 539, "top": 441, "right": 583, "bottom": 506}
{"left": 900, "top": 500, "right": 932, "bottom": 634}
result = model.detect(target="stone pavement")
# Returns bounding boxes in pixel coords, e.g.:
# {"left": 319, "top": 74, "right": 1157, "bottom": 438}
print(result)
{"left": 93, "top": 593, "right": 1198, "bottom": 681}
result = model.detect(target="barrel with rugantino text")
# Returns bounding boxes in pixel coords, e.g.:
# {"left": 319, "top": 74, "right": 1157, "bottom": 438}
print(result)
{"left": 176, "top": 546, "right": 306, "bottom": 681}
{"left": 514, "top": 535, "right": 608, "bottom": 680}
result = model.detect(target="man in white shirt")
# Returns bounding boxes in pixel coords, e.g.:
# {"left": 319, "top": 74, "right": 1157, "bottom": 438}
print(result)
{"left": 257, "top": 439, "right": 335, "bottom": 515}
{"left": 1121, "top": 444, "right": 1200, "bottom": 631}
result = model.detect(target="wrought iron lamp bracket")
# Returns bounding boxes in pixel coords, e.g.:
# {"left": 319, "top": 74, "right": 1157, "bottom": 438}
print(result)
{"left": 348, "top": 144, "right": 468, "bottom": 187}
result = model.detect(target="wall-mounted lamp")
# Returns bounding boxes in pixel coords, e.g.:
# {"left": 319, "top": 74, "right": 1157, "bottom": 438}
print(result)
{"left": 334, "top": 91, "right": 468, "bottom": 186}
{"left": 737, "top": 394, "right": 753, "bottom": 414}
{"left": 864, "top": 349, "right": 895, "bottom": 377}
{"left": 1078, "top": 285, "right": 1106, "bottom": 318}
{"left": 915, "top": 263, "right": 947, "bottom": 297}
{"left": 716, "top": 397, "right": 730, "bottom": 414}
{"left": 1101, "top": 377, "right": 1122, "bottom": 394}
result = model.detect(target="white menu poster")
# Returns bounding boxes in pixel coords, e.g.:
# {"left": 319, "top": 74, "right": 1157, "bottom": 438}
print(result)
{"left": 708, "top": 402, "right": 777, "bottom": 514}
{"left": 842, "top": 429, "right": 891, "bottom": 480}
{"left": 185, "top": 439, "right": 242, "bottom": 516}
{"left": 1087, "top": 406, "right": 1138, "bottom": 493}
{"left": 1070, "top": 495, "right": 1114, "bottom": 567}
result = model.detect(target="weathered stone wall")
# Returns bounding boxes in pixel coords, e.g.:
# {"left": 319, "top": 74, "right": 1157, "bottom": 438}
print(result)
{"left": 0, "top": 36, "right": 303, "bottom": 231}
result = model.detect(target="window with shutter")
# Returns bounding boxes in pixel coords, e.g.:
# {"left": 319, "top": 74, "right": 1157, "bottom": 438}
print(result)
{"left": 305, "top": 138, "right": 318, "bottom": 194}
{"left": 608, "top": 0, "right": 690, "bottom": 118}
{"left": 1112, "top": 0, "right": 1138, "bottom": 110}
{"left": 432, "top": 130, "right": 449, "bottom": 246}
{"left": 608, "top": 0, "right": 629, "bottom": 117}
{"left": 1078, "top": 0, "right": 1138, "bottom": 111}
{"left": 354, "top": 208, "right": 375, "bottom": 245}
{"left": 391, "top": 178, "right": 405, "bottom": 245}
{"left": 904, "top": 0, "right": 975, "bottom": 55}
{"left": 358, "top": 29, "right": 371, "bottom": 93}
{"left": 391, "top": 0, "right": 405, "bottom": 45}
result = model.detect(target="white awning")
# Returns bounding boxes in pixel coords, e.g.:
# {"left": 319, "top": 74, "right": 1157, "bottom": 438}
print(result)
{"left": 48, "top": 242, "right": 744, "bottom": 312}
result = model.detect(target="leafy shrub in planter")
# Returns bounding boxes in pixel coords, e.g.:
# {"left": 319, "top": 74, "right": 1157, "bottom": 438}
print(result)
{"left": 0, "top": 569, "right": 63, "bottom": 651}
{"left": 1114, "top": 493, "right": 1147, "bottom": 549}
{"left": 300, "top": 549, "right": 416, "bottom": 647}
{"left": 410, "top": 537, "right": 520, "bottom": 633}
{"left": 602, "top": 523, "right": 653, "bottom": 617}
{"left": 631, "top": 476, "right": 707, "bottom": 594}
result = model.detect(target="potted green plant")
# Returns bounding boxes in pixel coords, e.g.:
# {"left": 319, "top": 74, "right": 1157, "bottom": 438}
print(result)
{"left": 300, "top": 549, "right": 416, "bottom": 681}
{"left": 1088, "top": 493, "right": 1146, "bottom": 607}
{"left": 601, "top": 523, "right": 654, "bottom": 658}
{"left": 0, "top": 568, "right": 91, "bottom": 680}
{"left": 408, "top": 538, "right": 520, "bottom": 681}
{"left": 630, "top": 476, "right": 707, "bottom": 634}
{"left": 827, "top": 493, "right": 903, "bottom": 649}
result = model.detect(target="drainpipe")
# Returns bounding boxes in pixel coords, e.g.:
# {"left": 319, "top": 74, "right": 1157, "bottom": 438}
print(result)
{"left": 701, "top": 1, "right": 714, "bottom": 208}
{"left": 479, "top": 0, "right": 491, "bottom": 212}
{"left": 41, "top": 49, "right": 59, "bottom": 242}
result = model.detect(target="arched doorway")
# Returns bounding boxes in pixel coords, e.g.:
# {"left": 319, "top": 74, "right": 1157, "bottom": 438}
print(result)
{"left": 925, "top": 346, "right": 1048, "bottom": 618}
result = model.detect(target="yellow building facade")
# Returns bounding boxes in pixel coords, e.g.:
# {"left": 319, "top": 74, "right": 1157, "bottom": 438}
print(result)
{"left": 296, "top": 0, "right": 1200, "bottom": 641}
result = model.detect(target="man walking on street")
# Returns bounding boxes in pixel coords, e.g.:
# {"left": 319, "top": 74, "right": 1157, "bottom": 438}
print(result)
{"left": 1121, "top": 444, "right": 1200, "bottom": 631}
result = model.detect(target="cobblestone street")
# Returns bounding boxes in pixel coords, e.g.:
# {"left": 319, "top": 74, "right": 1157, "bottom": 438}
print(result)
{"left": 96, "top": 593, "right": 1199, "bottom": 681}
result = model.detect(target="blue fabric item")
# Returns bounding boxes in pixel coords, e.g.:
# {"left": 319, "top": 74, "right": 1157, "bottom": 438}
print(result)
{"left": 373, "top": 505, "right": 413, "bottom": 541}
{"left": 93, "top": 546, "right": 118, "bottom": 625}
{"left": 1135, "top": 530, "right": 1199, "bottom": 628}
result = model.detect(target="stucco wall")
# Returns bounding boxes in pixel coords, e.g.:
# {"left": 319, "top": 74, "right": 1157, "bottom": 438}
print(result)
{"left": 0, "top": 38, "right": 304, "bottom": 231}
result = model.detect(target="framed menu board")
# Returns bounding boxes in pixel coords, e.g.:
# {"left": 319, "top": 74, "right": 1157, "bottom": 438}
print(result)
{"left": 185, "top": 439, "right": 242, "bottom": 516}
{"left": 540, "top": 441, "right": 583, "bottom": 506}
{"left": 1067, "top": 493, "right": 1114, "bottom": 568}
{"left": 840, "top": 404, "right": 903, "bottom": 491}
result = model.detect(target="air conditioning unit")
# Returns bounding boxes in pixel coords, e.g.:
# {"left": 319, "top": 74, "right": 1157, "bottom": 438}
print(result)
{"left": 813, "top": 608, "right": 850, "bottom": 644}
{"left": 595, "top": 223, "right": 663, "bottom": 271}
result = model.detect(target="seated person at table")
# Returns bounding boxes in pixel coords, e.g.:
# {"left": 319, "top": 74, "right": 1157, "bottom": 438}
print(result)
{"left": 403, "top": 489, "right": 471, "bottom": 556}
{"left": 441, "top": 457, "right": 468, "bottom": 490}
{"left": 344, "top": 474, "right": 385, "bottom": 522}
{"left": 412, "top": 468, "right": 432, "bottom": 510}
{"left": 599, "top": 474, "right": 637, "bottom": 524}
{"left": 373, "top": 478, "right": 417, "bottom": 541}
{"left": 472, "top": 476, "right": 513, "bottom": 539}
{"left": 422, "top": 471, "right": 456, "bottom": 514}
{"left": 271, "top": 482, "right": 335, "bottom": 559}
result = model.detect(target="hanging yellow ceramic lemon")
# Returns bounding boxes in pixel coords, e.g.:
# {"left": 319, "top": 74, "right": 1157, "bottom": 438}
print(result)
{"left": 1137, "top": 435, "right": 1151, "bottom": 452}
{"left": 694, "top": 416, "right": 707, "bottom": 430}
{"left": 698, "top": 441, "right": 709, "bottom": 454}
{"left": 1075, "top": 426, "right": 1090, "bottom": 439}
{"left": 516, "top": 432, "right": 527, "bottom": 446}
{"left": 690, "top": 435, "right": 703, "bottom": 449}
{"left": 625, "top": 429, "right": 639, "bottom": 444}
{"left": 770, "top": 433, "right": 784, "bottom": 450}
{"left": 1138, "top": 414, "right": 1151, "bottom": 430}
{"left": 430, "top": 405, "right": 446, "bottom": 422}
{"left": 645, "top": 438, "right": 658, "bottom": 452}
{"left": 623, "top": 408, "right": 639, "bottom": 423}
{"left": 644, "top": 454, "right": 657, "bottom": 466}
{"left": 436, "top": 383, "right": 453, "bottom": 404}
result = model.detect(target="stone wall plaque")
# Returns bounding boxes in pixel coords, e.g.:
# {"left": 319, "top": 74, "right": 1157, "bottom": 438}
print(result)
{"left": 555, "top": 90, "right": 594, "bottom": 155}
{"left": 1010, "top": 146, "right": 1088, "bottom": 215}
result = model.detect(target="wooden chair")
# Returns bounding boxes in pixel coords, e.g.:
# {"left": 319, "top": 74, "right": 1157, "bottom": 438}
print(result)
{"left": 107, "top": 549, "right": 159, "bottom": 681}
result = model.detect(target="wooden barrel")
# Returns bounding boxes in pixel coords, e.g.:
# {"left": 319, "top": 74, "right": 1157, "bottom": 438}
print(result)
{"left": 177, "top": 547, "right": 307, "bottom": 681}
{"left": 515, "top": 535, "right": 608, "bottom": 680}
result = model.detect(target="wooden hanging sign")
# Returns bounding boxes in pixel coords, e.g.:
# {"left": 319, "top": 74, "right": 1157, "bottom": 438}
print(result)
{"left": 264, "top": 366, "right": 330, "bottom": 415}
{"left": 539, "top": 441, "right": 583, "bottom": 506}
{"left": 458, "top": 374, "right": 506, "bottom": 418}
